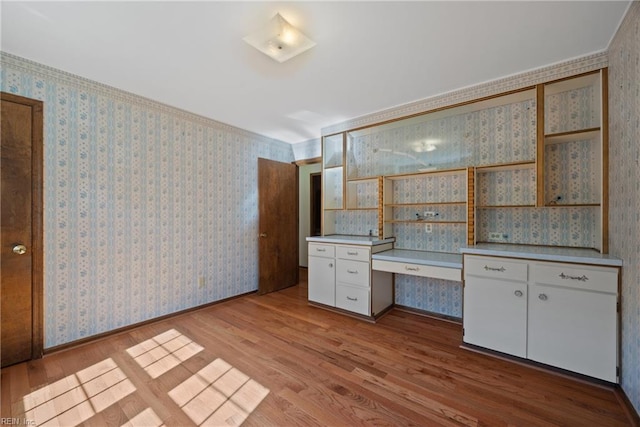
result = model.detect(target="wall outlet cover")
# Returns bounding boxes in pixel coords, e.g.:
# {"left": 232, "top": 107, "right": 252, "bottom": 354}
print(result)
{"left": 488, "top": 232, "right": 508, "bottom": 242}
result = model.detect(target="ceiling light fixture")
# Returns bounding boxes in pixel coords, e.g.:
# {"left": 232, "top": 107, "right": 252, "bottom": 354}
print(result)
{"left": 243, "top": 13, "right": 316, "bottom": 63}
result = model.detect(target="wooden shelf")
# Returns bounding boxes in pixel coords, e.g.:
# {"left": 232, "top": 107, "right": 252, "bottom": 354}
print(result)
{"left": 346, "top": 207, "right": 378, "bottom": 211}
{"left": 477, "top": 205, "right": 536, "bottom": 209}
{"left": 544, "top": 203, "right": 601, "bottom": 208}
{"left": 475, "top": 161, "right": 536, "bottom": 172}
{"left": 347, "top": 176, "right": 380, "bottom": 182}
{"left": 545, "top": 128, "right": 600, "bottom": 145}
{"left": 386, "top": 201, "right": 466, "bottom": 207}
{"left": 384, "top": 167, "right": 468, "bottom": 180}
{"left": 385, "top": 220, "right": 466, "bottom": 224}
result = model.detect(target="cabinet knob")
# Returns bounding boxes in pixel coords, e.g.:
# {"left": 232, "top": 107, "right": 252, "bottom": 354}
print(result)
{"left": 538, "top": 293, "right": 548, "bottom": 301}
{"left": 514, "top": 290, "right": 523, "bottom": 297}
{"left": 328, "top": 263, "right": 333, "bottom": 268}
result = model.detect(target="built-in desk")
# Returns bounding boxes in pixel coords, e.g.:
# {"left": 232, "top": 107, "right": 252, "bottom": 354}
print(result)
{"left": 371, "top": 249, "right": 462, "bottom": 282}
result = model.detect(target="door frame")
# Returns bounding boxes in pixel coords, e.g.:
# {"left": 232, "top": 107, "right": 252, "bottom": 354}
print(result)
{"left": 1, "top": 92, "right": 44, "bottom": 361}
{"left": 309, "top": 172, "right": 322, "bottom": 236}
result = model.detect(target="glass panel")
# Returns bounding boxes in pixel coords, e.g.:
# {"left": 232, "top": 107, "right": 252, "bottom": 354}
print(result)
{"left": 323, "top": 134, "right": 344, "bottom": 168}
{"left": 346, "top": 89, "right": 536, "bottom": 178}
{"left": 323, "top": 166, "right": 343, "bottom": 210}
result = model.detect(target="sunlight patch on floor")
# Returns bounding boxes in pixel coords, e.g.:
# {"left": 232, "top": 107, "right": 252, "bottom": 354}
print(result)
{"left": 21, "top": 358, "right": 136, "bottom": 426}
{"left": 120, "top": 407, "right": 165, "bottom": 427}
{"left": 169, "top": 358, "right": 269, "bottom": 426}
{"left": 126, "top": 328, "right": 204, "bottom": 378}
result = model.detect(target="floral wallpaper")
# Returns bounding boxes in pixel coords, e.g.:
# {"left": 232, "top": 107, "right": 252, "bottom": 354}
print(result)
{"left": 0, "top": 53, "right": 294, "bottom": 348}
{"left": 608, "top": 0, "right": 640, "bottom": 415}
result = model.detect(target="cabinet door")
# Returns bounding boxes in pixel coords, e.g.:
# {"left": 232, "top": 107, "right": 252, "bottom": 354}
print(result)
{"left": 463, "top": 277, "right": 527, "bottom": 358}
{"left": 528, "top": 284, "right": 617, "bottom": 382}
{"left": 308, "top": 256, "right": 335, "bottom": 306}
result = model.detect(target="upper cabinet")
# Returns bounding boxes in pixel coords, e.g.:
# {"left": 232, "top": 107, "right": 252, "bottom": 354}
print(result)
{"left": 320, "top": 68, "right": 609, "bottom": 253}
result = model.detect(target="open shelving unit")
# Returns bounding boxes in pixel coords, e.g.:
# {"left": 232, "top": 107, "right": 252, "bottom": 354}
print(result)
{"left": 319, "top": 68, "right": 609, "bottom": 253}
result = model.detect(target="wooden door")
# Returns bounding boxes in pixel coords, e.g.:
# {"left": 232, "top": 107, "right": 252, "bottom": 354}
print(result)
{"left": 258, "top": 158, "right": 298, "bottom": 294}
{"left": 1, "top": 92, "right": 44, "bottom": 367}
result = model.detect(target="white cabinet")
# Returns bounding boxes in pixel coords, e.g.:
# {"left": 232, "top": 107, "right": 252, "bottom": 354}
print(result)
{"left": 528, "top": 262, "right": 618, "bottom": 382}
{"left": 463, "top": 256, "right": 529, "bottom": 358}
{"left": 308, "top": 243, "right": 335, "bottom": 306}
{"left": 463, "top": 254, "right": 619, "bottom": 382}
{"left": 308, "top": 241, "right": 393, "bottom": 319}
{"left": 464, "top": 277, "right": 528, "bottom": 358}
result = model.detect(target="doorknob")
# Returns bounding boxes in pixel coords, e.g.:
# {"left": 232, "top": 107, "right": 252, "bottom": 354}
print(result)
{"left": 13, "top": 244, "right": 27, "bottom": 255}
{"left": 259, "top": 233, "right": 267, "bottom": 238}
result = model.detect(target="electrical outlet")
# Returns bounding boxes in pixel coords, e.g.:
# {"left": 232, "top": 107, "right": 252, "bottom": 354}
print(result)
{"left": 488, "top": 232, "right": 507, "bottom": 242}
{"left": 424, "top": 211, "right": 438, "bottom": 218}
{"left": 198, "top": 276, "right": 206, "bottom": 288}
{"left": 425, "top": 223, "right": 433, "bottom": 233}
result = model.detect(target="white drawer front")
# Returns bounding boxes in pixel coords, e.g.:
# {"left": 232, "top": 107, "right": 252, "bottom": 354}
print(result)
{"left": 372, "top": 259, "right": 461, "bottom": 282}
{"left": 336, "top": 284, "right": 370, "bottom": 316}
{"left": 532, "top": 262, "right": 618, "bottom": 294}
{"left": 337, "top": 245, "right": 370, "bottom": 262}
{"left": 336, "top": 259, "right": 370, "bottom": 287}
{"left": 309, "top": 243, "right": 335, "bottom": 258}
{"left": 464, "top": 255, "right": 528, "bottom": 282}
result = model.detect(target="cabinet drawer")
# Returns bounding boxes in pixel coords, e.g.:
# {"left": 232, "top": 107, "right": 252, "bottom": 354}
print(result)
{"left": 372, "top": 259, "right": 461, "bottom": 282}
{"left": 464, "top": 255, "right": 528, "bottom": 282}
{"left": 336, "top": 284, "right": 370, "bottom": 316}
{"left": 532, "top": 262, "right": 618, "bottom": 294}
{"left": 337, "top": 245, "right": 370, "bottom": 262}
{"left": 336, "top": 259, "right": 370, "bottom": 287}
{"left": 309, "top": 243, "right": 335, "bottom": 258}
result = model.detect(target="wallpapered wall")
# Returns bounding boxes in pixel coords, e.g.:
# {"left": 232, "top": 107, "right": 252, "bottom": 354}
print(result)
{"left": 1, "top": 53, "right": 294, "bottom": 348}
{"left": 608, "top": 1, "right": 640, "bottom": 414}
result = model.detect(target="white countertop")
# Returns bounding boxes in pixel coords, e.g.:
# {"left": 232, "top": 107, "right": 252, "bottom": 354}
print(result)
{"left": 372, "top": 249, "right": 462, "bottom": 269}
{"left": 460, "top": 244, "right": 623, "bottom": 267}
{"left": 306, "top": 235, "right": 395, "bottom": 246}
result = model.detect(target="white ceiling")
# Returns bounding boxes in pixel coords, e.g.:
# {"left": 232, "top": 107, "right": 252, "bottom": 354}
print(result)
{"left": 1, "top": 1, "right": 631, "bottom": 144}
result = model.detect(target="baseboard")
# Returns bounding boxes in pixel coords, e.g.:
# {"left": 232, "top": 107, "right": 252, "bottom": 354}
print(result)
{"left": 43, "top": 290, "right": 256, "bottom": 356}
{"left": 393, "top": 304, "right": 463, "bottom": 325}
{"left": 615, "top": 386, "right": 640, "bottom": 426}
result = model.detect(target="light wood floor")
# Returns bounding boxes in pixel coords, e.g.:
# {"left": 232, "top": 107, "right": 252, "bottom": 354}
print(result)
{"left": 1, "top": 281, "right": 635, "bottom": 426}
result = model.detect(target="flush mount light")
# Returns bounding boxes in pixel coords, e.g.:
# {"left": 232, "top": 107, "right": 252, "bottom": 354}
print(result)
{"left": 243, "top": 13, "right": 316, "bottom": 63}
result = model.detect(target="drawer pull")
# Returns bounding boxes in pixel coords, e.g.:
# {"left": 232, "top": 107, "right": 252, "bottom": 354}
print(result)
{"left": 559, "top": 272, "right": 589, "bottom": 282}
{"left": 347, "top": 251, "right": 359, "bottom": 256}
{"left": 538, "top": 293, "right": 548, "bottom": 301}
{"left": 514, "top": 290, "right": 523, "bottom": 297}
{"left": 405, "top": 266, "right": 420, "bottom": 272}
{"left": 316, "top": 248, "right": 326, "bottom": 252}
{"left": 484, "top": 265, "right": 506, "bottom": 272}
{"left": 347, "top": 269, "right": 359, "bottom": 274}
{"left": 346, "top": 296, "right": 358, "bottom": 302}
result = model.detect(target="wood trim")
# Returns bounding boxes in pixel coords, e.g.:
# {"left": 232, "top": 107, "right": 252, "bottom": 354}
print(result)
{"left": 377, "top": 176, "right": 384, "bottom": 237}
{"left": 295, "top": 157, "right": 321, "bottom": 166}
{"left": 615, "top": 386, "right": 640, "bottom": 427}
{"left": 601, "top": 67, "right": 609, "bottom": 254}
{"left": 536, "top": 84, "right": 545, "bottom": 207}
{"left": 467, "top": 167, "right": 475, "bottom": 245}
{"left": 1, "top": 92, "right": 44, "bottom": 361}
{"left": 394, "top": 305, "right": 463, "bottom": 324}
{"left": 43, "top": 290, "right": 257, "bottom": 355}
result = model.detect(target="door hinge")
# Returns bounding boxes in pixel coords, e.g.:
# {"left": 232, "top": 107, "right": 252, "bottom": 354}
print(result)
{"left": 617, "top": 366, "right": 620, "bottom": 377}
{"left": 462, "top": 328, "right": 465, "bottom": 337}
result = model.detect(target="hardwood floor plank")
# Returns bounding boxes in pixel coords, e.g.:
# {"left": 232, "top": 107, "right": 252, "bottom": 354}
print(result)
{"left": 1, "top": 283, "right": 635, "bottom": 426}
